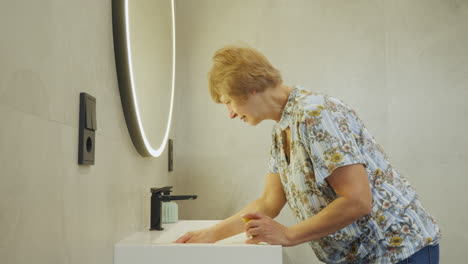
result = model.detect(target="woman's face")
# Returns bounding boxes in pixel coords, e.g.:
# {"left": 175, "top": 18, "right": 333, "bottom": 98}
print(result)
{"left": 221, "top": 93, "right": 263, "bottom": 126}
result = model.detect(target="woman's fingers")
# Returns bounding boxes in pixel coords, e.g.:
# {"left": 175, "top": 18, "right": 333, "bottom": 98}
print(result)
{"left": 245, "top": 238, "right": 256, "bottom": 244}
{"left": 241, "top": 212, "right": 266, "bottom": 221}
{"left": 242, "top": 213, "right": 292, "bottom": 246}
{"left": 174, "top": 233, "right": 192, "bottom": 243}
{"left": 246, "top": 219, "right": 261, "bottom": 229}
{"left": 245, "top": 235, "right": 261, "bottom": 244}
{"left": 246, "top": 227, "right": 261, "bottom": 238}
{"left": 173, "top": 229, "right": 217, "bottom": 244}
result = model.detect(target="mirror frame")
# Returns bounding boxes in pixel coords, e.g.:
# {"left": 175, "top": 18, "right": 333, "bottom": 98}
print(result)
{"left": 112, "top": 0, "right": 176, "bottom": 157}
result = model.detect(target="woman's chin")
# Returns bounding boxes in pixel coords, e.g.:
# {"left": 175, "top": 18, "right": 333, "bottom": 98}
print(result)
{"left": 246, "top": 119, "right": 261, "bottom": 126}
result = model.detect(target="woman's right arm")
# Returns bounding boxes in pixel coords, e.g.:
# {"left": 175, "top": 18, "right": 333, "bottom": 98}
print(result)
{"left": 174, "top": 172, "right": 286, "bottom": 243}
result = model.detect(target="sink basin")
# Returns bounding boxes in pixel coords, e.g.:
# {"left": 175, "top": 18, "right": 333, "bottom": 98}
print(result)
{"left": 114, "top": 220, "right": 282, "bottom": 264}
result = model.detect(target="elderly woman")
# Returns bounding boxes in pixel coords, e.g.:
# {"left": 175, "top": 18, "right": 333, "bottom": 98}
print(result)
{"left": 175, "top": 46, "right": 441, "bottom": 264}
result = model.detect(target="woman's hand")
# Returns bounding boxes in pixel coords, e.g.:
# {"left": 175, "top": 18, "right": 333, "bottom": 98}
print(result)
{"left": 173, "top": 228, "right": 217, "bottom": 243}
{"left": 242, "top": 212, "right": 294, "bottom": 246}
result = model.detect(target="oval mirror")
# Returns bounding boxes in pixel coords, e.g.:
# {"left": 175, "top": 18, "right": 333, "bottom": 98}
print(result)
{"left": 112, "top": 0, "right": 175, "bottom": 157}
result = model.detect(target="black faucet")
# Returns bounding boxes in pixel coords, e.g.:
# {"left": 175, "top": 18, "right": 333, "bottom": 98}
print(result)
{"left": 150, "top": 186, "right": 197, "bottom": 231}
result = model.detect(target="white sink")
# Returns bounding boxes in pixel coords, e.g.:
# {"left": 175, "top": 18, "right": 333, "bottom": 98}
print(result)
{"left": 114, "top": 220, "right": 282, "bottom": 264}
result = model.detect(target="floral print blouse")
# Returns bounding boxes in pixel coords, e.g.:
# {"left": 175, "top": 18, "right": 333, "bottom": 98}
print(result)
{"left": 267, "top": 86, "right": 441, "bottom": 263}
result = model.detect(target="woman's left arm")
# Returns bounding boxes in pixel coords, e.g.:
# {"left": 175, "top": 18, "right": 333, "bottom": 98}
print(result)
{"left": 244, "top": 163, "right": 372, "bottom": 246}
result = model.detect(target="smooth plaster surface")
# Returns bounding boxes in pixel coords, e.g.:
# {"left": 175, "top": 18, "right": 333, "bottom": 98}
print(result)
{"left": 172, "top": 1, "right": 468, "bottom": 263}
{"left": 0, "top": 0, "right": 174, "bottom": 263}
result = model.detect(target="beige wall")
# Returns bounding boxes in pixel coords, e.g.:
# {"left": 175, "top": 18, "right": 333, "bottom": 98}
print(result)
{"left": 0, "top": 0, "right": 175, "bottom": 263}
{"left": 1, "top": 0, "right": 467, "bottom": 264}
{"left": 173, "top": 0, "right": 468, "bottom": 263}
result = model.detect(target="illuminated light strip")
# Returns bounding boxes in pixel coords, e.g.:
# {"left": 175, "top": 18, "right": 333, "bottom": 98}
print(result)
{"left": 124, "top": 0, "right": 176, "bottom": 157}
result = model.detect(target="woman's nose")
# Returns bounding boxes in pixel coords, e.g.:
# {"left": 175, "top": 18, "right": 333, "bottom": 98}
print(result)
{"left": 229, "top": 109, "right": 238, "bottom": 119}
{"left": 226, "top": 105, "right": 237, "bottom": 119}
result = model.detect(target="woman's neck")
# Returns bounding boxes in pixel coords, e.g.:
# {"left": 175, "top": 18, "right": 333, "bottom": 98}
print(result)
{"left": 261, "top": 84, "right": 294, "bottom": 122}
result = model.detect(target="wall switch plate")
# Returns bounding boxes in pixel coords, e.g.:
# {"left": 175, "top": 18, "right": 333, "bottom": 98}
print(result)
{"left": 78, "top": 93, "right": 97, "bottom": 165}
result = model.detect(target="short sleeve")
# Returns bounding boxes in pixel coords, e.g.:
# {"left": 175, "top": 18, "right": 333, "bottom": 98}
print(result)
{"left": 301, "top": 106, "right": 366, "bottom": 187}
{"left": 267, "top": 132, "right": 279, "bottom": 174}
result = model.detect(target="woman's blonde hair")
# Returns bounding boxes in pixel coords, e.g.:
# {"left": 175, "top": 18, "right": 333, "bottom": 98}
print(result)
{"left": 208, "top": 45, "right": 282, "bottom": 104}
